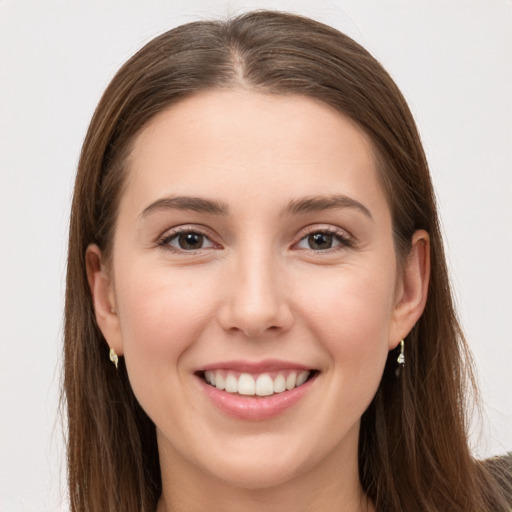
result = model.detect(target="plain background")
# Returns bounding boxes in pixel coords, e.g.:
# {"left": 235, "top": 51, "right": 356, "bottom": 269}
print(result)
{"left": 0, "top": 1, "right": 511, "bottom": 510}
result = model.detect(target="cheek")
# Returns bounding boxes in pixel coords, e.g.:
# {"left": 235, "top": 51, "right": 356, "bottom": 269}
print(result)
{"left": 297, "top": 259, "right": 395, "bottom": 327}
{"left": 114, "top": 264, "right": 217, "bottom": 385}
{"left": 293, "top": 259, "right": 396, "bottom": 372}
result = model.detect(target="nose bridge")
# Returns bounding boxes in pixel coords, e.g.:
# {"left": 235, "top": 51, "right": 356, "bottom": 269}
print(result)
{"left": 220, "top": 242, "right": 292, "bottom": 337}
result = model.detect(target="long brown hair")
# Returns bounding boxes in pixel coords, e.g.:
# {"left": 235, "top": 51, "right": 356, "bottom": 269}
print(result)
{"left": 64, "top": 10, "right": 511, "bottom": 511}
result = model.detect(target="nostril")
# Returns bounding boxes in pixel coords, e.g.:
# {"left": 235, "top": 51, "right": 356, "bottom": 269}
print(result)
{"left": 217, "top": 286, "right": 294, "bottom": 337}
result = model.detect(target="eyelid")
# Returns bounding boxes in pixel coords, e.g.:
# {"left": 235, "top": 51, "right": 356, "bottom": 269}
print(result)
{"left": 292, "top": 224, "right": 354, "bottom": 251}
{"left": 157, "top": 225, "right": 221, "bottom": 252}
{"left": 155, "top": 223, "right": 354, "bottom": 253}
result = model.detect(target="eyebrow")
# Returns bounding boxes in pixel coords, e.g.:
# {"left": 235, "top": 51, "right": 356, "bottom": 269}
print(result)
{"left": 139, "top": 195, "right": 229, "bottom": 218}
{"left": 139, "top": 193, "right": 372, "bottom": 220}
{"left": 284, "top": 194, "right": 373, "bottom": 219}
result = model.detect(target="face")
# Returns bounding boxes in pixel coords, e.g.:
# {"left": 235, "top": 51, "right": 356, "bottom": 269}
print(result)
{"left": 89, "top": 90, "right": 426, "bottom": 491}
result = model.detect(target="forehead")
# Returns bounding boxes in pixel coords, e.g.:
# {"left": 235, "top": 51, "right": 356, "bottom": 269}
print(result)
{"left": 122, "top": 89, "right": 388, "bottom": 219}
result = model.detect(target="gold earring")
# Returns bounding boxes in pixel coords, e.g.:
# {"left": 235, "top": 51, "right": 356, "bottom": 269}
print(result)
{"left": 397, "top": 339, "right": 405, "bottom": 366}
{"left": 109, "top": 348, "right": 119, "bottom": 369}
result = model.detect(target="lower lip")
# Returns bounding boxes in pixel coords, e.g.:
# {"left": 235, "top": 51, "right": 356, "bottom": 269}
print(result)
{"left": 198, "top": 374, "right": 317, "bottom": 421}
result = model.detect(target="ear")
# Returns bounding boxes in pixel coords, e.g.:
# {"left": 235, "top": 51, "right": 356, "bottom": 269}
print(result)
{"left": 85, "top": 244, "right": 124, "bottom": 355}
{"left": 388, "top": 230, "right": 430, "bottom": 349}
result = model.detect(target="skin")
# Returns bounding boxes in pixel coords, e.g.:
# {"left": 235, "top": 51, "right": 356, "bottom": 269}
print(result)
{"left": 87, "top": 90, "right": 430, "bottom": 512}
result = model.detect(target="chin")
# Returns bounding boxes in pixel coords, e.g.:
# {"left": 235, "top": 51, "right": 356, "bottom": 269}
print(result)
{"left": 207, "top": 456, "right": 311, "bottom": 490}
{"left": 191, "top": 432, "right": 333, "bottom": 491}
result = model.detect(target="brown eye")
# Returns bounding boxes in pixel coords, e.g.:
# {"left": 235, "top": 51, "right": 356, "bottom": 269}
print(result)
{"left": 178, "top": 232, "right": 204, "bottom": 250}
{"left": 161, "top": 230, "right": 216, "bottom": 251}
{"left": 308, "top": 232, "right": 334, "bottom": 250}
{"left": 295, "top": 229, "right": 352, "bottom": 252}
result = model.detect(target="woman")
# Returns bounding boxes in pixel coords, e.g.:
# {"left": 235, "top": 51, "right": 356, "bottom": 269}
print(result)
{"left": 64, "top": 10, "right": 511, "bottom": 512}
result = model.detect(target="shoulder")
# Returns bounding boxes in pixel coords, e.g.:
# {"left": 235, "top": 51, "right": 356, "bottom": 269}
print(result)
{"left": 484, "top": 452, "right": 512, "bottom": 474}
{"left": 482, "top": 453, "right": 512, "bottom": 505}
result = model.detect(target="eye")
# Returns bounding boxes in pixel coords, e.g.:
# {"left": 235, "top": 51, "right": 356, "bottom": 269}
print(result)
{"left": 159, "top": 230, "right": 216, "bottom": 251}
{"left": 295, "top": 230, "right": 352, "bottom": 251}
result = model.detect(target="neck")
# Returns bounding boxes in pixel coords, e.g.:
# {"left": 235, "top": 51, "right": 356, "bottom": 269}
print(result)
{"left": 157, "top": 487, "right": 372, "bottom": 512}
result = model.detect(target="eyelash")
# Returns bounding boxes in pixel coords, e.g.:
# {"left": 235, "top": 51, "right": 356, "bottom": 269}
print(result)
{"left": 157, "top": 227, "right": 217, "bottom": 253}
{"left": 157, "top": 226, "right": 354, "bottom": 253}
{"left": 294, "top": 226, "right": 354, "bottom": 252}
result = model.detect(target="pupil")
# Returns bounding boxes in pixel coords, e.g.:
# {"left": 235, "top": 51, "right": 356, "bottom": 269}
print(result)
{"left": 179, "top": 232, "right": 203, "bottom": 250}
{"left": 309, "top": 233, "right": 333, "bottom": 250}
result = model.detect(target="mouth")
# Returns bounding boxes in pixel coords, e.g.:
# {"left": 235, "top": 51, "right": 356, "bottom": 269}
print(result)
{"left": 195, "top": 360, "right": 320, "bottom": 420}
{"left": 197, "top": 368, "right": 318, "bottom": 397}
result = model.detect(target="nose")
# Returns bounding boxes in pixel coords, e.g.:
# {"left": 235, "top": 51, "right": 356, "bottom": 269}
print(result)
{"left": 217, "top": 249, "right": 294, "bottom": 338}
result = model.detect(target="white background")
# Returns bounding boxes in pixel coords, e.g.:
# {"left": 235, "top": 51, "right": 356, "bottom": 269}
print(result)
{"left": 0, "top": 1, "right": 510, "bottom": 511}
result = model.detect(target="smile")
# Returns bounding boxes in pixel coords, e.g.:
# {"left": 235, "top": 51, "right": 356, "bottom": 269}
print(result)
{"left": 202, "top": 369, "right": 312, "bottom": 396}
{"left": 196, "top": 361, "right": 319, "bottom": 420}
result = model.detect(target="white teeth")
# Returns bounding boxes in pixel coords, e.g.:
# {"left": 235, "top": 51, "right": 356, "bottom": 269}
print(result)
{"left": 273, "top": 374, "right": 286, "bottom": 393}
{"left": 203, "top": 370, "right": 312, "bottom": 396}
{"left": 238, "top": 373, "right": 256, "bottom": 395}
{"left": 215, "top": 373, "right": 225, "bottom": 390}
{"left": 224, "top": 372, "right": 238, "bottom": 393}
{"left": 255, "top": 374, "right": 274, "bottom": 396}
{"left": 285, "top": 372, "right": 297, "bottom": 390}
{"left": 296, "top": 371, "right": 309, "bottom": 387}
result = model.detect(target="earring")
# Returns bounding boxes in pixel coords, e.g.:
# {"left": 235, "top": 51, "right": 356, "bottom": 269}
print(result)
{"left": 109, "top": 348, "right": 119, "bottom": 369}
{"left": 397, "top": 339, "right": 405, "bottom": 366}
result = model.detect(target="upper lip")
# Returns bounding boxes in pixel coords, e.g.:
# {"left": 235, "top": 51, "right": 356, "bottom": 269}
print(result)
{"left": 197, "top": 359, "right": 314, "bottom": 373}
